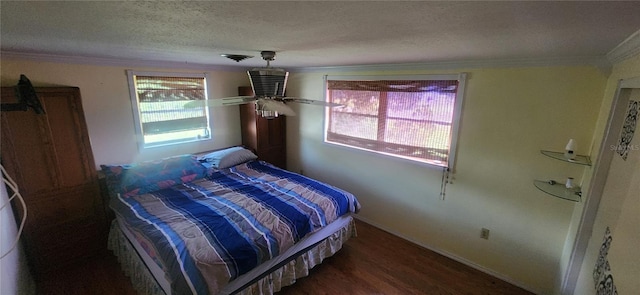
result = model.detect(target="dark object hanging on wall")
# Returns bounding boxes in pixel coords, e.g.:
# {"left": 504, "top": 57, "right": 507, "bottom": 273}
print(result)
{"left": 1, "top": 74, "right": 46, "bottom": 114}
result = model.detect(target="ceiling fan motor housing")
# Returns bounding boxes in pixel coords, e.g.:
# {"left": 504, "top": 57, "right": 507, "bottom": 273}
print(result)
{"left": 248, "top": 68, "right": 289, "bottom": 98}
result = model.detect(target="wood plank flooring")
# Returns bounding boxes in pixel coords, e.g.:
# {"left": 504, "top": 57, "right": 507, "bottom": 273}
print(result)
{"left": 36, "top": 219, "right": 533, "bottom": 295}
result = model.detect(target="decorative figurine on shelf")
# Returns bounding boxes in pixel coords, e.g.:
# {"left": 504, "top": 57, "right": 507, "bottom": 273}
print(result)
{"left": 564, "top": 139, "right": 577, "bottom": 161}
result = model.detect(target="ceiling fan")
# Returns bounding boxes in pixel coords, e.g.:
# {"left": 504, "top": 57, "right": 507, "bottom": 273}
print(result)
{"left": 188, "top": 51, "right": 340, "bottom": 119}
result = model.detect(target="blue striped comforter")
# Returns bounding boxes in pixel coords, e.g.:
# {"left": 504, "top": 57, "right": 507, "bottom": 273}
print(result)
{"left": 111, "top": 160, "right": 360, "bottom": 295}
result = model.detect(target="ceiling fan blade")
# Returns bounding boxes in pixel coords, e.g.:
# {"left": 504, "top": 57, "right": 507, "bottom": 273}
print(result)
{"left": 218, "top": 96, "right": 257, "bottom": 106}
{"left": 260, "top": 99, "right": 296, "bottom": 116}
{"left": 183, "top": 96, "right": 256, "bottom": 108}
{"left": 283, "top": 97, "right": 343, "bottom": 107}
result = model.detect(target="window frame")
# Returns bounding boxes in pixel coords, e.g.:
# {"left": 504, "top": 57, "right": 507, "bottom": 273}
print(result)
{"left": 323, "top": 73, "right": 467, "bottom": 170}
{"left": 126, "top": 70, "right": 212, "bottom": 149}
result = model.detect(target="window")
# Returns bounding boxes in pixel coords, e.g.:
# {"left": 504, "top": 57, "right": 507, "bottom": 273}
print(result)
{"left": 324, "top": 74, "right": 467, "bottom": 168}
{"left": 127, "top": 71, "right": 211, "bottom": 148}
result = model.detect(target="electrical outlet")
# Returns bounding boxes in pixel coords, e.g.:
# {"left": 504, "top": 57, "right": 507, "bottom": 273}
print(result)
{"left": 481, "top": 228, "right": 490, "bottom": 239}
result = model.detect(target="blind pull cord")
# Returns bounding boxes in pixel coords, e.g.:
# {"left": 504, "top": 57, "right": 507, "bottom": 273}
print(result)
{"left": 440, "top": 167, "right": 450, "bottom": 200}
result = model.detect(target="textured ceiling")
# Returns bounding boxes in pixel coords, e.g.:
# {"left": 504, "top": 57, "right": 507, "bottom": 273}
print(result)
{"left": 1, "top": 1, "right": 640, "bottom": 69}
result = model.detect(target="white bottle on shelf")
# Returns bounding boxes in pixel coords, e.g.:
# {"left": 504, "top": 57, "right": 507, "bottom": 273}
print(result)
{"left": 564, "top": 139, "right": 577, "bottom": 160}
{"left": 565, "top": 177, "right": 574, "bottom": 189}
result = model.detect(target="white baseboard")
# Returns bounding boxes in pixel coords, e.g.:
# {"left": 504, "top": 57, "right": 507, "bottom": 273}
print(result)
{"left": 352, "top": 215, "right": 541, "bottom": 295}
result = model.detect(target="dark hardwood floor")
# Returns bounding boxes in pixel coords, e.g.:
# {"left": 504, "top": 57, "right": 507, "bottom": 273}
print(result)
{"left": 36, "top": 219, "right": 533, "bottom": 295}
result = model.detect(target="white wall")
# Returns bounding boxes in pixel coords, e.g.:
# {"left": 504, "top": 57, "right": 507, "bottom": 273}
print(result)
{"left": 284, "top": 66, "right": 607, "bottom": 294}
{"left": 0, "top": 59, "right": 248, "bottom": 166}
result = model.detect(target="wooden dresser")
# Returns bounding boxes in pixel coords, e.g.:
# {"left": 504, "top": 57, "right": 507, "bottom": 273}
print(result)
{"left": 238, "top": 86, "right": 287, "bottom": 169}
{"left": 1, "top": 87, "right": 107, "bottom": 280}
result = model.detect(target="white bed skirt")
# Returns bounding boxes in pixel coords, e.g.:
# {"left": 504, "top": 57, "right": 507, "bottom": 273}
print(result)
{"left": 108, "top": 216, "right": 357, "bottom": 295}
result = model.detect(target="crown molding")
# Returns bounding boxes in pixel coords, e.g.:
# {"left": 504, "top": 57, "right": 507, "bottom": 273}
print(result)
{"left": 607, "top": 29, "right": 640, "bottom": 64}
{"left": 0, "top": 51, "right": 247, "bottom": 72}
{"left": 1, "top": 50, "right": 612, "bottom": 74}
{"left": 291, "top": 56, "right": 611, "bottom": 74}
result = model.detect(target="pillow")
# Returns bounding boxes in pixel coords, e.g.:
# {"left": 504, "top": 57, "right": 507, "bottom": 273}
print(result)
{"left": 198, "top": 146, "right": 258, "bottom": 169}
{"left": 101, "top": 154, "right": 207, "bottom": 196}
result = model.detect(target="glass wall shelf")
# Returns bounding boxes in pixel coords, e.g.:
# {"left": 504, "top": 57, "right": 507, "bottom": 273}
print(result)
{"left": 540, "top": 150, "right": 591, "bottom": 166}
{"left": 533, "top": 180, "right": 581, "bottom": 202}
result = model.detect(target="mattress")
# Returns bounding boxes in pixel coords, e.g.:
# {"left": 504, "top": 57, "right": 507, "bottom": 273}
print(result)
{"left": 108, "top": 160, "right": 360, "bottom": 294}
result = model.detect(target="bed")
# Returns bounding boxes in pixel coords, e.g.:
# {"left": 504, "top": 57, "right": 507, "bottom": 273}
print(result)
{"left": 101, "top": 147, "right": 360, "bottom": 295}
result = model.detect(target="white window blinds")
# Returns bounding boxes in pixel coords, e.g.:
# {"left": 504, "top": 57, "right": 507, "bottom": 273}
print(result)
{"left": 127, "top": 71, "right": 211, "bottom": 148}
{"left": 324, "top": 74, "right": 466, "bottom": 168}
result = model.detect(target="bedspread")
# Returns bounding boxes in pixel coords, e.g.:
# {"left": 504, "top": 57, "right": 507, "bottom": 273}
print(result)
{"left": 110, "top": 160, "right": 360, "bottom": 295}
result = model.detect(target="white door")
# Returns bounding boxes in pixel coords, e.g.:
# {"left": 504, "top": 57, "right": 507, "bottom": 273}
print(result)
{"left": 591, "top": 87, "right": 640, "bottom": 294}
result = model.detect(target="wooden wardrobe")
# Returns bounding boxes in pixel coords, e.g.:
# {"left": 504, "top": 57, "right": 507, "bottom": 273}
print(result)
{"left": 1, "top": 87, "right": 107, "bottom": 280}
{"left": 238, "top": 86, "right": 287, "bottom": 169}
